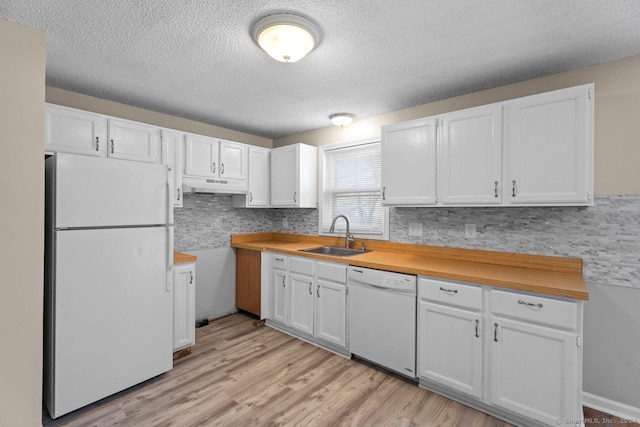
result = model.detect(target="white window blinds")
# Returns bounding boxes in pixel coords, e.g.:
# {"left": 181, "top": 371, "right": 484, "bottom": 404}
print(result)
{"left": 320, "top": 141, "right": 385, "bottom": 236}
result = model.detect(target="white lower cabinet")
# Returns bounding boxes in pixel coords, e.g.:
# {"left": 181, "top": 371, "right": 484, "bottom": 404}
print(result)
{"left": 289, "top": 257, "right": 315, "bottom": 335}
{"left": 173, "top": 262, "right": 196, "bottom": 351}
{"left": 315, "top": 262, "right": 347, "bottom": 348}
{"left": 418, "top": 278, "right": 483, "bottom": 398}
{"left": 264, "top": 253, "right": 347, "bottom": 352}
{"left": 417, "top": 277, "right": 583, "bottom": 426}
{"left": 272, "top": 256, "right": 288, "bottom": 325}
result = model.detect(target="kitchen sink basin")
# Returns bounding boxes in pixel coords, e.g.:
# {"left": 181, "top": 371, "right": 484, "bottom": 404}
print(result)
{"left": 299, "top": 246, "right": 370, "bottom": 257}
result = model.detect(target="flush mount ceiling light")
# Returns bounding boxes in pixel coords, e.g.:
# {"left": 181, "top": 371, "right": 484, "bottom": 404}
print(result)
{"left": 252, "top": 13, "right": 320, "bottom": 63}
{"left": 330, "top": 113, "right": 355, "bottom": 127}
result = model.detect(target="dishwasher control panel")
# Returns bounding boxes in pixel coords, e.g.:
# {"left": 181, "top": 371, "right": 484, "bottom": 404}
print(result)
{"left": 348, "top": 266, "right": 416, "bottom": 294}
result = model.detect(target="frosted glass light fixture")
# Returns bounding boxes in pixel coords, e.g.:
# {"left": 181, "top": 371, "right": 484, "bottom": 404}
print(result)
{"left": 330, "top": 113, "right": 355, "bottom": 127}
{"left": 252, "top": 14, "right": 319, "bottom": 63}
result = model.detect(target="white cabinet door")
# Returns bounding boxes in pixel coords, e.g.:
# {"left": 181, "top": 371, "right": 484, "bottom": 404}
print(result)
{"left": 315, "top": 279, "right": 347, "bottom": 348}
{"left": 270, "top": 144, "right": 317, "bottom": 207}
{"left": 289, "top": 273, "right": 314, "bottom": 335}
{"left": 248, "top": 146, "right": 270, "bottom": 206}
{"left": 45, "top": 104, "right": 106, "bottom": 157}
{"left": 505, "top": 84, "right": 593, "bottom": 205}
{"left": 219, "top": 140, "right": 247, "bottom": 181}
{"left": 161, "top": 129, "right": 184, "bottom": 208}
{"left": 184, "top": 134, "right": 218, "bottom": 178}
{"left": 271, "top": 144, "right": 298, "bottom": 206}
{"left": 382, "top": 117, "right": 437, "bottom": 205}
{"left": 272, "top": 270, "right": 289, "bottom": 325}
{"left": 173, "top": 263, "right": 195, "bottom": 351}
{"left": 489, "top": 316, "right": 578, "bottom": 424}
{"left": 439, "top": 104, "right": 503, "bottom": 205}
{"left": 417, "top": 301, "right": 482, "bottom": 398}
{"left": 107, "top": 119, "right": 159, "bottom": 163}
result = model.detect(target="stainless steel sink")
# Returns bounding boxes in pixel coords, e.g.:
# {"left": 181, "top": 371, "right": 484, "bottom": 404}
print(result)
{"left": 299, "top": 246, "right": 370, "bottom": 257}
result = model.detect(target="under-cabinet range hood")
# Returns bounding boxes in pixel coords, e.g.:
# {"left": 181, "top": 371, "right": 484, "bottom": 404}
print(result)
{"left": 182, "top": 176, "right": 248, "bottom": 195}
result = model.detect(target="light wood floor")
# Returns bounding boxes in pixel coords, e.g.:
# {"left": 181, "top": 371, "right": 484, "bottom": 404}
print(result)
{"left": 44, "top": 313, "right": 632, "bottom": 427}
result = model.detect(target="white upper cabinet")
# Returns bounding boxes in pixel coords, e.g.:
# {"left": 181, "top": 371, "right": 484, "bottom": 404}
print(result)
{"left": 380, "top": 84, "right": 594, "bottom": 207}
{"left": 232, "top": 146, "right": 270, "bottom": 208}
{"left": 184, "top": 134, "right": 219, "bottom": 178}
{"left": 218, "top": 140, "right": 247, "bottom": 180}
{"left": 160, "top": 129, "right": 184, "bottom": 208}
{"left": 183, "top": 133, "right": 248, "bottom": 194}
{"left": 107, "top": 118, "right": 159, "bottom": 163}
{"left": 45, "top": 104, "right": 106, "bottom": 157}
{"left": 438, "top": 104, "right": 503, "bottom": 205}
{"left": 270, "top": 143, "right": 317, "bottom": 208}
{"left": 381, "top": 117, "right": 438, "bottom": 206}
{"left": 505, "top": 84, "right": 594, "bottom": 205}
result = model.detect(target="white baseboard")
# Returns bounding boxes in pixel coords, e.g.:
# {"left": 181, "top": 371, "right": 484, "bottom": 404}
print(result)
{"left": 583, "top": 392, "right": 640, "bottom": 421}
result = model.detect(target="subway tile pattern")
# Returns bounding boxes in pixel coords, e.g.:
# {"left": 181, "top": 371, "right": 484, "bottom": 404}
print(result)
{"left": 175, "top": 194, "right": 640, "bottom": 289}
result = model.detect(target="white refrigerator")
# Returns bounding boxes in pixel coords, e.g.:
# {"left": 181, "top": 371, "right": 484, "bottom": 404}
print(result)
{"left": 44, "top": 153, "right": 174, "bottom": 419}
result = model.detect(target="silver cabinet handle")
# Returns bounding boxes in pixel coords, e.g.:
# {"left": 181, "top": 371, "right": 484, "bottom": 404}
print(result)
{"left": 249, "top": 192, "right": 253, "bottom": 202}
{"left": 512, "top": 180, "right": 517, "bottom": 197}
{"left": 293, "top": 192, "right": 297, "bottom": 203}
{"left": 221, "top": 163, "right": 224, "bottom": 174}
{"left": 494, "top": 181, "right": 499, "bottom": 198}
{"left": 382, "top": 186, "right": 386, "bottom": 200}
{"left": 439, "top": 286, "right": 458, "bottom": 294}
{"left": 95, "top": 136, "right": 100, "bottom": 151}
{"left": 212, "top": 162, "right": 216, "bottom": 173}
{"left": 111, "top": 139, "right": 114, "bottom": 154}
{"left": 308, "top": 282, "right": 312, "bottom": 295}
{"left": 518, "top": 299, "right": 543, "bottom": 308}
{"left": 189, "top": 271, "right": 193, "bottom": 284}
{"left": 494, "top": 323, "right": 499, "bottom": 342}
{"left": 177, "top": 188, "right": 181, "bottom": 201}
{"left": 317, "top": 285, "right": 320, "bottom": 298}
{"left": 275, "top": 257, "right": 283, "bottom": 262}
{"left": 282, "top": 276, "right": 286, "bottom": 287}
{"left": 475, "top": 319, "right": 480, "bottom": 338}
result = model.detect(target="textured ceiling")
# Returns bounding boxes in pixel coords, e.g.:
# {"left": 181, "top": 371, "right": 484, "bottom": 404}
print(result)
{"left": 3, "top": 1, "right": 640, "bottom": 139}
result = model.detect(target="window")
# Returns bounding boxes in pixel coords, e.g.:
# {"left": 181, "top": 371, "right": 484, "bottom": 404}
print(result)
{"left": 319, "top": 139, "right": 389, "bottom": 239}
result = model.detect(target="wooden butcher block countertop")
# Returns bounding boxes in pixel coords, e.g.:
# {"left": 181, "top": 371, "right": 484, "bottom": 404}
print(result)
{"left": 231, "top": 232, "right": 588, "bottom": 300}
{"left": 174, "top": 251, "right": 197, "bottom": 264}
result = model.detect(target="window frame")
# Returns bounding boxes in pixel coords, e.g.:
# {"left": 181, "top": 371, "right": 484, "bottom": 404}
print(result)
{"left": 318, "top": 138, "right": 389, "bottom": 241}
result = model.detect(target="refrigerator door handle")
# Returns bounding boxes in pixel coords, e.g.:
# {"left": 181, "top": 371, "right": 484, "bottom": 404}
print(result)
{"left": 166, "top": 225, "right": 174, "bottom": 292}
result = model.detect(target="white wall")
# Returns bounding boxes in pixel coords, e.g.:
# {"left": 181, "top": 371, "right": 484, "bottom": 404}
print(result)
{"left": 0, "top": 19, "right": 45, "bottom": 427}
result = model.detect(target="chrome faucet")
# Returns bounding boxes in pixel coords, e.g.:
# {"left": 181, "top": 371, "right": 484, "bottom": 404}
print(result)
{"left": 329, "top": 214, "right": 355, "bottom": 248}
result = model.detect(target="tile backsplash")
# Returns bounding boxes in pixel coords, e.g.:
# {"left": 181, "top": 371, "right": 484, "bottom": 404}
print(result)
{"left": 175, "top": 194, "right": 640, "bottom": 289}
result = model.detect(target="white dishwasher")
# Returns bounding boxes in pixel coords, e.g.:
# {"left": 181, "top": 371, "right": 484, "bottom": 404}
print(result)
{"left": 347, "top": 266, "right": 417, "bottom": 379}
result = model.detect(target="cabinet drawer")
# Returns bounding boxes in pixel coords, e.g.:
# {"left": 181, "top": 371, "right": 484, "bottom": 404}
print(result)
{"left": 272, "top": 254, "right": 288, "bottom": 270}
{"left": 419, "top": 277, "right": 482, "bottom": 310}
{"left": 490, "top": 289, "right": 577, "bottom": 330}
{"left": 317, "top": 262, "right": 346, "bottom": 283}
{"left": 289, "top": 256, "right": 315, "bottom": 276}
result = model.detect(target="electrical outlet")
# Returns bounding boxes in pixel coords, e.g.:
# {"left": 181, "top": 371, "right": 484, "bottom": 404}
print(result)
{"left": 464, "top": 223, "right": 477, "bottom": 239}
{"left": 408, "top": 223, "right": 423, "bottom": 237}
{"left": 283, "top": 217, "right": 288, "bottom": 228}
